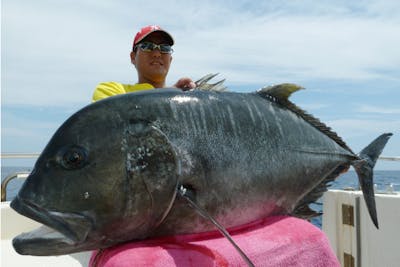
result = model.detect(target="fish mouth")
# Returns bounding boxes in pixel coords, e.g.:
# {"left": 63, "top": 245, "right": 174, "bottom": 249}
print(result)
{"left": 10, "top": 196, "right": 93, "bottom": 255}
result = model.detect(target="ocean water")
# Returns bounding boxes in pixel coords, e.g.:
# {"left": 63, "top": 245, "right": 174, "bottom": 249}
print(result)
{"left": 2, "top": 166, "right": 399, "bottom": 228}
{"left": 309, "top": 170, "right": 400, "bottom": 227}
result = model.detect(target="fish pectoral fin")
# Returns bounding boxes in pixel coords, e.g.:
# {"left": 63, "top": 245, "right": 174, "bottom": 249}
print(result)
{"left": 177, "top": 185, "right": 255, "bottom": 267}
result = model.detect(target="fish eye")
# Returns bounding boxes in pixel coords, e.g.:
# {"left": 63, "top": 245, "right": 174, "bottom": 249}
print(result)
{"left": 58, "top": 145, "right": 88, "bottom": 170}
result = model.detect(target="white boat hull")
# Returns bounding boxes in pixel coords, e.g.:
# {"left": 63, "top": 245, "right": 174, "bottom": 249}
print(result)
{"left": 323, "top": 190, "right": 400, "bottom": 267}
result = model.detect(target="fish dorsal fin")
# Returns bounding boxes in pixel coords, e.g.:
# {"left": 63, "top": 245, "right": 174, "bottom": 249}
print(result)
{"left": 257, "top": 83, "right": 303, "bottom": 101}
{"left": 257, "top": 83, "right": 352, "bottom": 152}
{"left": 194, "top": 73, "right": 227, "bottom": 92}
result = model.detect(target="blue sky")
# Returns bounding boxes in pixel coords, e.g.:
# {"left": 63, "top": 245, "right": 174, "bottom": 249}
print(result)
{"left": 1, "top": 0, "right": 399, "bottom": 169}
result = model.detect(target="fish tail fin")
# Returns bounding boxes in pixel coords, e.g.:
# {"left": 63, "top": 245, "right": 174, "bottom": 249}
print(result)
{"left": 352, "top": 133, "right": 393, "bottom": 229}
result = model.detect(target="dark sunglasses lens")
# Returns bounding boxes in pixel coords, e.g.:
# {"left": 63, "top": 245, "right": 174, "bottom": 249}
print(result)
{"left": 137, "top": 42, "right": 172, "bottom": 53}
{"left": 139, "top": 42, "right": 154, "bottom": 51}
{"left": 160, "top": 44, "right": 172, "bottom": 53}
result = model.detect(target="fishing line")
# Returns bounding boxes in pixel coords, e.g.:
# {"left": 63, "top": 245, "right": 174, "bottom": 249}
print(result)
{"left": 178, "top": 184, "right": 255, "bottom": 267}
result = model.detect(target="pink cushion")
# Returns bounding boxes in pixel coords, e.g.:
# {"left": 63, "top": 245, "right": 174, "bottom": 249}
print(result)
{"left": 89, "top": 216, "right": 339, "bottom": 267}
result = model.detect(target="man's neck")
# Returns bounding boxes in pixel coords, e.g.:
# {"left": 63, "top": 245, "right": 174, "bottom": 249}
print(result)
{"left": 149, "top": 81, "right": 166, "bottom": 88}
{"left": 138, "top": 78, "right": 165, "bottom": 88}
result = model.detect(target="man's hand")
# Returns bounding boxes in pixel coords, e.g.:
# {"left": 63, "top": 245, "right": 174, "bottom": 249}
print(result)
{"left": 174, "top": 77, "right": 196, "bottom": 91}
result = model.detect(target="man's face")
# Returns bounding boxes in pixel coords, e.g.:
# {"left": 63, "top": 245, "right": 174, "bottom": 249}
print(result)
{"left": 130, "top": 32, "right": 173, "bottom": 85}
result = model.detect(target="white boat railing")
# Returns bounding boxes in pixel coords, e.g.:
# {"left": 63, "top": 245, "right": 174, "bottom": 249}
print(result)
{"left": 1, "top": 172, "right": 30, "bottom": 201}
{"left": 378, "top": 156, "right": 400, "bottom": 161}
{"left": 1, "top": 153, "right": 41, "bottom": 158}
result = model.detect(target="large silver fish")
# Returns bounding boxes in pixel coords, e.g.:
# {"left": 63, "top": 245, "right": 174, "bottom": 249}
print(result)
{"left": 11, "top": 79, "right": 392, "bottom": 256}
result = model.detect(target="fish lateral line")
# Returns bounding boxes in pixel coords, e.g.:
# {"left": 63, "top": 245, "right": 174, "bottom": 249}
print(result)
{"left": 177, "top": 184, "right": 255, "bottom": 267}
{"left": 290, "top": 148, "right": 356, "bottom": 158}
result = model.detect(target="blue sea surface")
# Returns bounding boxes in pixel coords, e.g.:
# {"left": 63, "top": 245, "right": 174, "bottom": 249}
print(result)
{"left": 309, "top": 170, "right": 400, "bottom": 227}
{"left": 2, "top": 166, "right": 399, "bottom": 228}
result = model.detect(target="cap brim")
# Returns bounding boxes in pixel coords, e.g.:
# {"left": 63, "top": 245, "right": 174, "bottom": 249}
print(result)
{"left": 136, "top": 30, "right": 174, "bottom": 46}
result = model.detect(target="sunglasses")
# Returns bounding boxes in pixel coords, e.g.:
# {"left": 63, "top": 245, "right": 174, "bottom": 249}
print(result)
{"left": 135, "top": 42, "right": 173, "bottom": 54}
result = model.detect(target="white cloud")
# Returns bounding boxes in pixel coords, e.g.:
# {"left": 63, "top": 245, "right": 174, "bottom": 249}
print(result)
{"left": 297, "top": 103, "right": 331, "bottom": 111}
{"left": 2, "top": 0, "right": 400, "bottom": 107}
{"left": 327, "top": 119, "right": 399, "bottom": 138}
{"left": 177, "top": 16, "right": 399, "bottom": 82}
{"left": 357, "top": 105, "right": 400, "bottom": 114}
{"left": 2, "top": 0, "right": 400, "bottom": 167}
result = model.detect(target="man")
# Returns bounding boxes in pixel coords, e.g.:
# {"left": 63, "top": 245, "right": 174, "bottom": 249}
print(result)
{"left": 89, "top": 26, "right": 341, "bottom": 267}
{"left": 92, "top": 25, "right": 195, "bottom": 102}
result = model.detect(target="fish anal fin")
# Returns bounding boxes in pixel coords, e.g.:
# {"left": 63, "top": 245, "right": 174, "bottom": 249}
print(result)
{"left": 292, "top": 205, "right": 322, "bottom": 220}
{"left": 293, "top": 164, "right": 350, "bottom": 219}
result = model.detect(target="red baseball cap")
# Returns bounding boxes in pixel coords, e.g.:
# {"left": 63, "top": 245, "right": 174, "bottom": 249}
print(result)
{"left": 133, "top": 25, "right": 174, "bottom": 48}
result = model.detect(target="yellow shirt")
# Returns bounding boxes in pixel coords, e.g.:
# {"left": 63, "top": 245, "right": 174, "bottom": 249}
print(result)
{"left": 92, "top": 82, "right": 154, "bottom": 102}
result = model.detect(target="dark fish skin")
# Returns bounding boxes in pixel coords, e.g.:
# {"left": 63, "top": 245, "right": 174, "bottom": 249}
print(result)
{"left": 11, "top": 87, "right": 391, "bottom": 256}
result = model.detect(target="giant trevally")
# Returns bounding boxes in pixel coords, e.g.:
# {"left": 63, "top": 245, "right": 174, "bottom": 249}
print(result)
{"left": 11, "top": 77, "right": 392, "bottom": 256}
